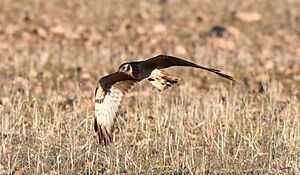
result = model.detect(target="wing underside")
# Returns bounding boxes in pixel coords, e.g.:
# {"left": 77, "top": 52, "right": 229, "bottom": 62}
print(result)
{"left": 94, "top": 73, "right": 138, "bottom": 145}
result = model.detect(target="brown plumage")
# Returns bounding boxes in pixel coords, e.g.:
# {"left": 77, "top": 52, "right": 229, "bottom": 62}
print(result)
{"left": 95, "top": 55, "right": 234, "bottom": 145}
{"left": 94, "top": 72, "right": 138, "bottom": 145}
{"left": 138, "top": 55, "right": 235, "bottom": 81}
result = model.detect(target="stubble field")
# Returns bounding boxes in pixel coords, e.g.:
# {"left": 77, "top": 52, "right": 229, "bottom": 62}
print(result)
{"left": 0, "top": 0, "right": 300, "bottom": 174}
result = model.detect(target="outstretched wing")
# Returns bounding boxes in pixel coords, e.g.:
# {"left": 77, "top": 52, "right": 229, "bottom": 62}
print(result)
{"left": 141, "top": 55, "right": 235, "bottom": 81}
{"left": 94, "top": 72, "right": 138, "bottom": 145}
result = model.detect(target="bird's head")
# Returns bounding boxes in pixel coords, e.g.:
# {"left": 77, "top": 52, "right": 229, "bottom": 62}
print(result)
{"left": 118, "top": 62, "right": 140, "bottom": 78}
{"left": 118, "top": 63, "right": 132, "bottom": 73}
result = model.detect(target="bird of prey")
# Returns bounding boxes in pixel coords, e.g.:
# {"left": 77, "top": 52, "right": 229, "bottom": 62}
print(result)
{"left": 94, "top": 55, "right": 234, "bottom": 145}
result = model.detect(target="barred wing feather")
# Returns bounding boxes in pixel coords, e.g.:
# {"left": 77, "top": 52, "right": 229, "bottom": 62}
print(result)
{"left": 94, "top": 72, "right": 138, "bottom": 145}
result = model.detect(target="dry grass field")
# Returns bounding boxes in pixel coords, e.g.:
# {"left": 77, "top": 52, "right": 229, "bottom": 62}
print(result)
{"left": 0, "top": 0, "right": 300, "bottom": 174}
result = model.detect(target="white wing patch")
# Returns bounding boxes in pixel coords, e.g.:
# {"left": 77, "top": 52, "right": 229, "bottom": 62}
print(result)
{"left": 95, "top": 86, "right": 126, "bottom": 144}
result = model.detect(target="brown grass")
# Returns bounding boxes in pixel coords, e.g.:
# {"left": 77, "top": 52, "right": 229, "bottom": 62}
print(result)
{"left": 0, "top": 0, "right": 300, "bottom": 174}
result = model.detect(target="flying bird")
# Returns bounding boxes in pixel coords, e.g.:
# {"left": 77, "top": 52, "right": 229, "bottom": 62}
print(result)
{"left": 94, "top": 55, "right": 234, "bottom": 145}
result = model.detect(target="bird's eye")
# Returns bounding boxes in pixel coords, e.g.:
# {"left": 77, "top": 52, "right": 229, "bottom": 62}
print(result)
{"left": 119, "top": 64, "right": 131, "bottom": 72}
{"left": 121, "top": 65, "right": 130, "bottom": 72}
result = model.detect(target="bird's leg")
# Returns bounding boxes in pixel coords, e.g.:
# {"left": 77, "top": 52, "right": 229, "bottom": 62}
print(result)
{"left": 148, "top": 69, "right": 181, "bottom": 91}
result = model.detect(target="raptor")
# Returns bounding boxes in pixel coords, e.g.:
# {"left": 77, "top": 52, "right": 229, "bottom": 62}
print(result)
{"left": 94, "top": 55, "right": 234, "bottom": 145}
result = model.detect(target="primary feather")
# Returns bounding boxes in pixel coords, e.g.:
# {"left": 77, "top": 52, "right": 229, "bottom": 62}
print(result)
{"left": 94, "top": 72, "right": 138, "bottom": 145}
{"left": 141, "top": 55, "right": 235, "bottom": 81}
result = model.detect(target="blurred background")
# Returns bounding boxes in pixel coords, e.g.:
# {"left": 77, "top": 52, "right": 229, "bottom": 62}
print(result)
{"left": 0, "top": 0, "right": 299, "bottom": 92}
{"left": 0, "top": 0, "right": 300, "bottom": 174}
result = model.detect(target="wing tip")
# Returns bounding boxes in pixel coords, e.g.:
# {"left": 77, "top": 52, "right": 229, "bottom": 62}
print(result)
{"left": 218, "top": 72, "right": 235, "bottom": 82}
{"left": 201, "top": 67, "right": 235, "bottom": 82}
{"left": 94, "top": 120, "right": 113, "bottom": 145}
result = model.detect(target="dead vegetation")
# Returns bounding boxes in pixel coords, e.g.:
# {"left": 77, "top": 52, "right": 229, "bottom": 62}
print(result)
{"left": 0, "top": 0, "right": 300, "bottom": 174}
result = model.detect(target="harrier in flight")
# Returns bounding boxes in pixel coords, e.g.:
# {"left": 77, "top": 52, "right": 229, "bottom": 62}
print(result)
{"left": 94, "top": 55, "right": 234, "bottom": 145}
